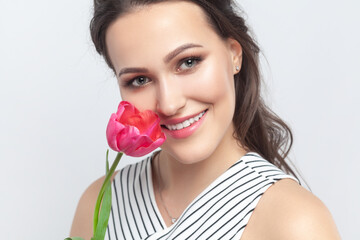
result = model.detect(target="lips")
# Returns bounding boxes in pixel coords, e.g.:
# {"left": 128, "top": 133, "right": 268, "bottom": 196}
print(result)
{"left": 161, "top": 109, "right": 208, "bottom": 139}
{"left": 163, "top": 110, "right": 206, "bottom": 130}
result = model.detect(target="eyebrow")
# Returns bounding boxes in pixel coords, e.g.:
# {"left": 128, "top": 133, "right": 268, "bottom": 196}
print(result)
{"left": 163, "top": 43, "right": 203, "bottom": 63}
{"left": 118, "top": 43, "right": 203, "bottom": 77}
{"left": 118, "top": 67, "right": 149, "bottom": 77}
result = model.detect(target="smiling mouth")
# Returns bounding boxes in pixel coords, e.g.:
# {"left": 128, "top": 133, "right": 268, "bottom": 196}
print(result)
{"left": 162, "top": 110, "right": 207, "bottom": 131}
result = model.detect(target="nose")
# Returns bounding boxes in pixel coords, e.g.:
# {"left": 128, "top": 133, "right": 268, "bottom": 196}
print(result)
{"left": 155, "top": 76, "right": 186, "bottom": 117}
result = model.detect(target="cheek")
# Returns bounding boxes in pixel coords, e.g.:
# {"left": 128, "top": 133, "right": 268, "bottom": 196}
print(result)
{"left": 186, "top": 61, "right": 235, "bottom": 105}
{"left": 120, "top": 87, "right": 157, "bottom": 112}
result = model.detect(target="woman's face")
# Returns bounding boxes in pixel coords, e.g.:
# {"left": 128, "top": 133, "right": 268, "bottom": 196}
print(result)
{"left": 106, "top": 1, "right": 242, "bottom": 163}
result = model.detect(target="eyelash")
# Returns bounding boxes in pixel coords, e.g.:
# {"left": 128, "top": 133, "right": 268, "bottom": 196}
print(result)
{"left": 123, "top": 55, "right": 203, "bottom": 88}
{"left": 176, "top": 55, "right": 203, "bottom": 72}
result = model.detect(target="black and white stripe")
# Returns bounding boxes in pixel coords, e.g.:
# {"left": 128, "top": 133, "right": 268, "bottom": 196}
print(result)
{"left": 105, "top": 152, "right": 298, "bottom": 240}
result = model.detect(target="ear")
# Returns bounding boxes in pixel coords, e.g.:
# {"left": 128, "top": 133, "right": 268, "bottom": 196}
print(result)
{"left": 226, "top": 38, "right": 243, "bottom": 74}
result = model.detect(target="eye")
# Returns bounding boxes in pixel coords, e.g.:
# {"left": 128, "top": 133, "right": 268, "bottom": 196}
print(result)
{"left": 177, "top": 56, "right": 202, "bottom": 72}
{"left": 128, "top": 76, "right": 150, "bottom": 87}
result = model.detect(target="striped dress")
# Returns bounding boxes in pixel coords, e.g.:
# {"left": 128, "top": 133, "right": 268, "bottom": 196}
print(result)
{"left": 105, "top": 152, "right": 298, "bottom": 240}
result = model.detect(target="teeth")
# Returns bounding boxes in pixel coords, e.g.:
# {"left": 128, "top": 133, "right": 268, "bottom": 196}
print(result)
{"left": 176, "top": 123, "right": 183, "bottom": 130}
{"left": 165, "top": 111, "right": 205, "bottom": 131}
{"left": 183, "top": 120, "right": 190, "bottom": 128}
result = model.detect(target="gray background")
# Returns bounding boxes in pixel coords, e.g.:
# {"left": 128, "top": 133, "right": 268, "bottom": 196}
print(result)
{"left": 1, "top": 0, "right": 359, "bottom": 239}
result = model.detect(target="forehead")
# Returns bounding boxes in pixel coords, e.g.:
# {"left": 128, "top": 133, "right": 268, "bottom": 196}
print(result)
{"left": 105, "top": 1, "right": 223, "bottom": 67}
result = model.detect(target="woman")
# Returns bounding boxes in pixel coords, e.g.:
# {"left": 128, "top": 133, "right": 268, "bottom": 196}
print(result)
{"left": 71, "top": 0, "right": 341, "bottom": 239}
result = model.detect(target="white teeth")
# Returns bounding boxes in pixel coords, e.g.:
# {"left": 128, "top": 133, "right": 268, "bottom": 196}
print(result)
{"left": 183, "top": 120, "right": 190, "bottom": 128}
{"left": 165, "top": 111, "right": 206, "bottom": 131}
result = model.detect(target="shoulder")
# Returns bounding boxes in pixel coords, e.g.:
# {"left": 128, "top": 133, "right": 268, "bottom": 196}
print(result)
{"left": 69, "top": 171, "right": 119, "bottom": 239}
{"left": 69, "top": 157, "right": 151, "bottom": 238}
{"left": 241, "top": 179, "right": 341, "bottom": 240}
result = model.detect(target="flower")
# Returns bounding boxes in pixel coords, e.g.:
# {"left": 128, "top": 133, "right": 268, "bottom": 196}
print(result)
{"left": 66, "top": 101, "right": 165, "bottom": 240}
{"left": 106, "top": 101, "right": 166, "bottom": 157}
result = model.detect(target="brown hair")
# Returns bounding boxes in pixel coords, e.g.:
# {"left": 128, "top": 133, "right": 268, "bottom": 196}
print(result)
{"left": 90, "top": 0, "right": 299, "bottom": 179}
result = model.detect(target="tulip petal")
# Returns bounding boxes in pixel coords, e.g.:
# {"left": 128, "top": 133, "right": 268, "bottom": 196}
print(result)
{"left": 127, "top": 136, "right": 166, "bottom": 157}
{"left": 106, "top": 101, "right": 166, "bottom": 156}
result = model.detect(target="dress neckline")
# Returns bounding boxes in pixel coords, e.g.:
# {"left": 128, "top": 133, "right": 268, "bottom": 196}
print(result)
{"left": 146, "top": 152, "right": 254, "bottom": 230}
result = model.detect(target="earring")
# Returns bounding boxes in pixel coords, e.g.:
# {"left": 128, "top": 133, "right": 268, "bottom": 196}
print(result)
{"left": 236, "top": 66, "right": 240, "bottom": 71}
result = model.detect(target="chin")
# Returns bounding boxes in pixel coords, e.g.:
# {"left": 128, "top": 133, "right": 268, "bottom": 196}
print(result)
{"left": 160, "top": 139, "right": 219, "bottom": 165}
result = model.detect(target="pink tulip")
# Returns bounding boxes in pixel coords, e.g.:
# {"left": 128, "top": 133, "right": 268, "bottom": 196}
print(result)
{"left": 106, "top": 101, "right": 166, "bottom": 157}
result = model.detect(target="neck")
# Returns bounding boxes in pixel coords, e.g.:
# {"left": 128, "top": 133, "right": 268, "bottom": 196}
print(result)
{"left": 157, "top": 125, "right": 247, "bottom": 204}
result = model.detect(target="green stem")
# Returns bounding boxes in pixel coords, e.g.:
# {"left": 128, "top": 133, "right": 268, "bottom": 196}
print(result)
{"left": 93, "top": 151, "right": 123, "bottom": 236}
